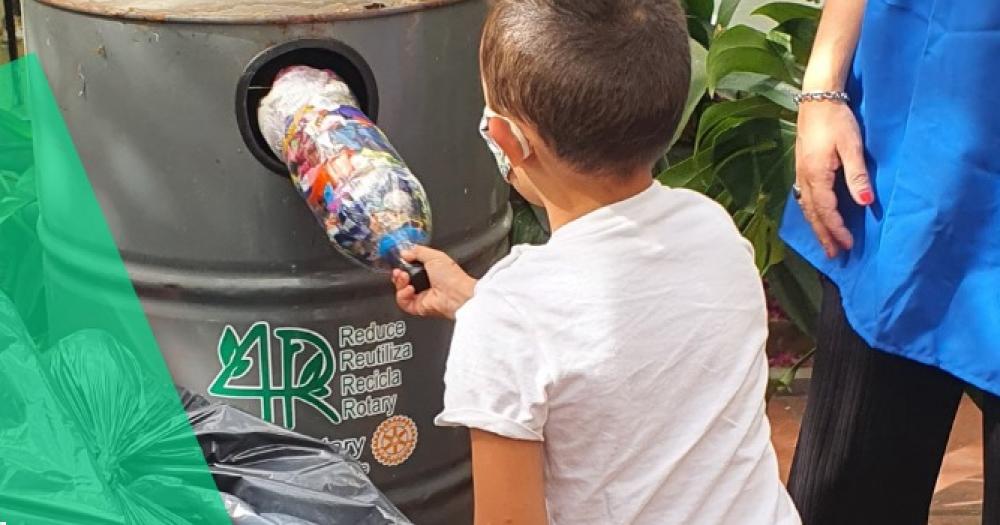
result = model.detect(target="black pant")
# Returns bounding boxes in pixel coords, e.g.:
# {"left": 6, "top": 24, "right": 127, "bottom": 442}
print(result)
{"left": 788, "top": 280, "right": 1000, "bottom": 524}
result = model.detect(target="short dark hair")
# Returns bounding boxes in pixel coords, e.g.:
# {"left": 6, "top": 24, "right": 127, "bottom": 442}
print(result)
{"left": 481, "top": 0, "right": 691, "bottom": 175}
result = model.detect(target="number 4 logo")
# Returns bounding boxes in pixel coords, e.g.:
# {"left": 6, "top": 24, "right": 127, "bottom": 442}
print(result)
{"left": 208, "top": 322, "right": 341, "bottom": 429}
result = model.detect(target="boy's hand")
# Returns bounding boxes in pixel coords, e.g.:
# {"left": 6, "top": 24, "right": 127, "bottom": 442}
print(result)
{"left": 392, "top": 247, "right": 476, "bottom": 320}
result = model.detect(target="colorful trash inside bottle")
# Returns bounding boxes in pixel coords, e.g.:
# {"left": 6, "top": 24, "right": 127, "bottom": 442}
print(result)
{"left": 259, "top": 65, "right": 432, "bottom": 273}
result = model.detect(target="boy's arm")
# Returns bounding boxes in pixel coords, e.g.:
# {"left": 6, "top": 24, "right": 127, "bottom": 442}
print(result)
{"left": 470, "top": 429, "right": 548, "bottom": 525}
{"left": 416, "top": 276, "right": 551, "bottom": 523}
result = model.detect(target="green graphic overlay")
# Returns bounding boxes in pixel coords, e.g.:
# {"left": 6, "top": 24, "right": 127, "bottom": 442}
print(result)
{"left": 0, "top": 56, "right": 230, "bottom": 524}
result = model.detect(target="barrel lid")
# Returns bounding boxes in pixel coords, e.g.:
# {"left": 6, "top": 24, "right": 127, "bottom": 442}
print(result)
{"left": 35, "top": 0, "right": 467, "bottom": 23}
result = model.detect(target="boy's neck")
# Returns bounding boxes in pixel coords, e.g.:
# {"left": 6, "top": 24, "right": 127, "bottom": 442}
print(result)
{"left": 540, "top": 168, "right": 655, "bottom": 232}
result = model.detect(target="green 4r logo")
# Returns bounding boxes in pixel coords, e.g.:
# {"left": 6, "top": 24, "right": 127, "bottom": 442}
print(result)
{"left": 209, "top": 322, "right": 341, "bottom": 428}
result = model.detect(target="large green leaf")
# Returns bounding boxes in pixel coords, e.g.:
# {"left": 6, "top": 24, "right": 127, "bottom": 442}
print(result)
{"left": 753, "top": 3, "right": 821, "bottom": 67}
{"left": 753, "top": 2, "right": 822, "bottom": 24}
{"left": 743, "top": 211, "right": 785, "bottom": 274}
{"left": 681, "top": 0, "right": 715, "bottom": 48}
{"left": 714, "top": 139, "right": 775, "bottom": 211}
{"left": 765, "top": 29, "right": 807, "bottom": 85}
{"left": 766, "top": 250, "right": 822, "bottom": 337}
{"left": 682, "top": 0, "right": 714, "bottom": 24}
{"left": 717, "top": 72, "right": 798, "bottom": 111}
{"left": 683, "top": 140, "right": 771, "bottom": 212}
{"left": 671, "top": 99, "right": 794, "bottom": 213}
{"left": 696, "top": 96, "right": 788, "bottom": 148}
{"left": 717, "top": 115, "right": 795, "bottom": 211}
{"left": 657, "top": 147, "right": 714, "bottom": 190}
{"left": 776, "top": 19, "right": 820, "bottom": 67}
{"left": 663, "top": 118, "right": 785, "bottom": 202}
{"left": 717, "top": 0, "right": 741, "bottom": 27}
{"left": 760, "top": 121, "right": 798, "bottom": 221}
{"left": 688, "top": 19, "right": 713, "bottom": 49}
{"left": 707, "top": 25, "right": 796, "bottom": 92}
{"left": 710, "top": 24, "right": 776, "bottom": 53}
{"left": 670, "top": 39, "right": 709, "bottom": 150}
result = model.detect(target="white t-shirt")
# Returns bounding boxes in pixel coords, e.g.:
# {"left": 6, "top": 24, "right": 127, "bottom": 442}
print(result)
{"left": 435, "top": 183, "right": 800, "bottom": 525}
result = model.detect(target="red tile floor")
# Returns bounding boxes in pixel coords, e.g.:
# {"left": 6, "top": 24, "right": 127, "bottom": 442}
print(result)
{"left": 769, "top": 387, "right": 984, "bottom": 524}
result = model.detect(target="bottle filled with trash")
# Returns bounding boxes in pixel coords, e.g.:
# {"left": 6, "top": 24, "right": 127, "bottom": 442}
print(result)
{"left": 258, "top": 65, "right": 432, "bottom": 291}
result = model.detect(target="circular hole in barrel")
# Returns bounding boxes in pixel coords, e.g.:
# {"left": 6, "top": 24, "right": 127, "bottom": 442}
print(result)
{"left": 236, "top": 39, "right": 380, "bottom": 176}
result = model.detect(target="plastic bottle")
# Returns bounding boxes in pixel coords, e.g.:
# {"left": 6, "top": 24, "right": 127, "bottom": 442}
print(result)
{"left": 259, "top": 65, "right": 431, "bottom": 291}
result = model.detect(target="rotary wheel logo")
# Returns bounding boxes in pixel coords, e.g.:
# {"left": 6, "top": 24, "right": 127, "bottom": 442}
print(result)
{"left": 371, "top": 415, "right": 418, "bottom": 467}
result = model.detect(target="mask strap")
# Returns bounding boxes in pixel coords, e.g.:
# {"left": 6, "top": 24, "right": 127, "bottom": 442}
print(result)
{"left": 484, "top": 107, "right": 532, "bottom": 159}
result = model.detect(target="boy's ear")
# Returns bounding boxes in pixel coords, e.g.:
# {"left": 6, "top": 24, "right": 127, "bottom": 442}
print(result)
{"left": 488, "top": 118, "right": 531, "bottom": 168}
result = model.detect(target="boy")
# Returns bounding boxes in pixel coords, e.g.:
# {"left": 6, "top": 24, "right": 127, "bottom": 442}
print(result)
{"left": 392, "top": 1, "right": 800, "bottom": 523}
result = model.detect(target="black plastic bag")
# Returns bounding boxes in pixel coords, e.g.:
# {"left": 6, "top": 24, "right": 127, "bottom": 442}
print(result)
{"left": 0, "top": 285, "right": 410, "bottom": 525}
{"left": 0, "top": 300, "right": 233, "bottom": 524}
{"left": 182, "top": 391, "right": 412, "bottom": 525}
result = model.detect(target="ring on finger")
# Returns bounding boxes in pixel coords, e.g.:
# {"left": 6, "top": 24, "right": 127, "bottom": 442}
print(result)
{"left": 792, "top": 183, "right": 803, "bottom": 201}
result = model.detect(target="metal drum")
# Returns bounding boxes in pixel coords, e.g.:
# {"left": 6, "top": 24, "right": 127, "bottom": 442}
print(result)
{"left": 24, "top": 1, "right": 510, "bottom": 522}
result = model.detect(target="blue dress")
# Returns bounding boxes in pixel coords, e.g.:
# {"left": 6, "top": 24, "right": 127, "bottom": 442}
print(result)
{"left": 780, "top": 0, "right": 1000, "bottom": 394}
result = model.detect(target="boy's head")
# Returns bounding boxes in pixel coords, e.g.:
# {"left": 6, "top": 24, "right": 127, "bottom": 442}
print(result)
{"left": 480, "top": 0, "right": 690, "bottom": 183}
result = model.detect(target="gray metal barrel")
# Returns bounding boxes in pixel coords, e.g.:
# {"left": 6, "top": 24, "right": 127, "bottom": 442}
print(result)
{"left": 24, "top": 1, "right": 509, "bottom": 522}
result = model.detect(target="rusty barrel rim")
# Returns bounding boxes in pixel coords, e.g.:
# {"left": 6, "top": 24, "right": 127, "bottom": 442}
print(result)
{"left": 33, "top": 0, "right": 471, "bottom": 24}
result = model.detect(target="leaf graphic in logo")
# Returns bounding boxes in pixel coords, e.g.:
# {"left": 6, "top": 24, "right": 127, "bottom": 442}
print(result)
{"left": 218, "top": 327, "right": 239, "bottom": 365}
{"left": 217, "top": 323, "right": 267, "bottom": 378}
{"left": 311, "top": 385, "right": 332, "bottom": 399}
{"left": 298, "top": 351, "right": 327, "bottom": 390}
{"left": 229, "top": 357, "right": 252, "bottom": 378}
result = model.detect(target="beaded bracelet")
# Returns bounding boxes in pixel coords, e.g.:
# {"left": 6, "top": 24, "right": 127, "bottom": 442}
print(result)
{"left": 793, "top": 90, "right": 850, "bottom": 105}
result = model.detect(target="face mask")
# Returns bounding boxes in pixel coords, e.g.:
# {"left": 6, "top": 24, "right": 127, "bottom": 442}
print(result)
{"left": 479, "top": 106, "right": 531, "bottom": 182}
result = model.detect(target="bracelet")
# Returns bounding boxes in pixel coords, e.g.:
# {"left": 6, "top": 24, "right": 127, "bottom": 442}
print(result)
{"left": 793, "top": 90, "right": 850, "bottom": 105}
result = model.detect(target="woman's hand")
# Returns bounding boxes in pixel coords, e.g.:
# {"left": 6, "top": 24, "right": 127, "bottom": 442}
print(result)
{"left": 795, "top": 99, "right": 873, "bottom": 258}
{"left": 392, "top": 246, "right": 477, "bottom": 320}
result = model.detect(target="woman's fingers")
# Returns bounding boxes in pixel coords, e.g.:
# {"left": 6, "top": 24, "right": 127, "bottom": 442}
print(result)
{"left": 840, "top": 138, "right": 875, "bottom": 206}
{"left": 798, "top": 178, "right": 837, "bottom": 258}
{"left": 808, "top": 176, "right": 854, "bottom": 252}
{"left": 798, "top": 157, "right": 854, "bottom": 258}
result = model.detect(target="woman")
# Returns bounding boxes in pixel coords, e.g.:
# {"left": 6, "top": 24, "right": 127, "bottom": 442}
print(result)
{"left": 782, "top": 0, "right": 1000, "bottom": 522}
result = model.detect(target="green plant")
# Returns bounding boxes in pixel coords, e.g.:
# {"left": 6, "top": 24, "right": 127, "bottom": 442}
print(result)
{"left": 667, "top": 0, "right": 824, "bottom": 395}
{"left": 509, "top": 192, "right": 549, "bottom": 247}
{"left": 667, "top": 1, "right": 817, "bottom": 270}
